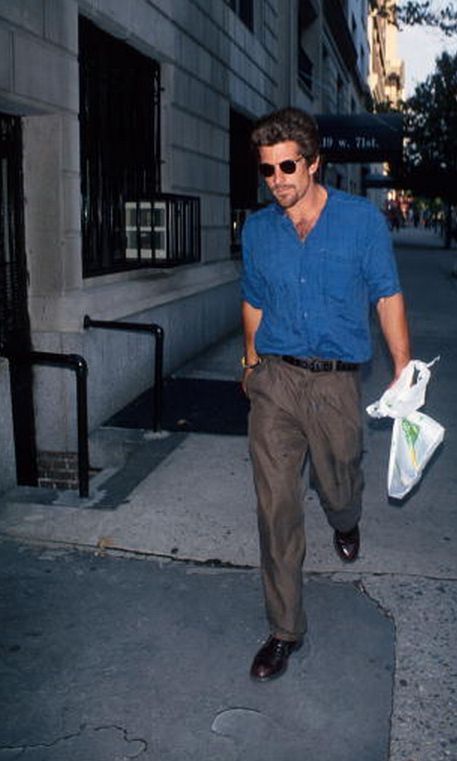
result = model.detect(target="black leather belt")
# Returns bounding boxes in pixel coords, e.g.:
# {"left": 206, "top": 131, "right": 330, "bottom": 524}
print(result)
{"left": 282, "top": 356, "right": 359, "bottom": 372}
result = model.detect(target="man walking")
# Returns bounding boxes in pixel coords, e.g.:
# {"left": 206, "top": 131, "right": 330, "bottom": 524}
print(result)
{"left": 241, "top": 107, "right": 410, "bottom": 682}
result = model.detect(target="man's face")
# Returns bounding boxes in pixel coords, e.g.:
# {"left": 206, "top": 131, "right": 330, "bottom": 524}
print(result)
{"left": 258, "top": 140, "right": 319, "bottom": 210}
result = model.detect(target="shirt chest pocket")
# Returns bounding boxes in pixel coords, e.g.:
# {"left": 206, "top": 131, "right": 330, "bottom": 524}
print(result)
{"left": 320, "top": 249, "right": 361, "bottom": 306}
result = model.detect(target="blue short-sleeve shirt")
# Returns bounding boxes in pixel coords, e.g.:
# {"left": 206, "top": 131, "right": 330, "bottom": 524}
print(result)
{"left": 241, "top": 187, "right": 401, "bottom": 363}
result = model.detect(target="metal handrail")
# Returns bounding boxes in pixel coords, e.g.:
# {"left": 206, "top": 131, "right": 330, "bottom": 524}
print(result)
{"left": 83, "top": 316, "right": 164, "bottom": 432}
{"left": 0, "top": 347, "right": 90, "bottom": 498}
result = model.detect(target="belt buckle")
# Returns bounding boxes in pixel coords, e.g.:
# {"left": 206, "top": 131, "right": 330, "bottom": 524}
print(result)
{"left": 312, "top": 359, "right": 335, "bottom": 372}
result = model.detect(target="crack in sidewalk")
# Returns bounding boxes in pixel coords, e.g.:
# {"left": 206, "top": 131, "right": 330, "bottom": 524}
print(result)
{"left": 0, "top": 723, "right": 148, "bottom": 757}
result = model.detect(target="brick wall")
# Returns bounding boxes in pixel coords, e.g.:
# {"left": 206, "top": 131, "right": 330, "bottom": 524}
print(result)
{"left": 37, "top": 451, "right": 79, "bottom": 491}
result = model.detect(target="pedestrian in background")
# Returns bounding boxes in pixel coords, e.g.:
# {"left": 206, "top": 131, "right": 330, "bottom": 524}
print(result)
{"left": 241, "top": 107, "right": 411, "bottom": 682}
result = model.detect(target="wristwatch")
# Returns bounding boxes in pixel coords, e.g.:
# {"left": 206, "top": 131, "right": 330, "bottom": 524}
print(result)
{"left": 241, "top": 355, "right": 262, "bottom": 369}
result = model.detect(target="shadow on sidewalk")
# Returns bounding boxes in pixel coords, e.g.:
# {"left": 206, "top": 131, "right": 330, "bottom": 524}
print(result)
{"left": 105, "top": 377, "right": 250, "bottom": 435}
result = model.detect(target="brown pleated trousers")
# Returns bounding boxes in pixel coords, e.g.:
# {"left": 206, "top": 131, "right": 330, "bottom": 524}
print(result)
{"left": 247, "top": 356, "right": 364, "bottom": 640}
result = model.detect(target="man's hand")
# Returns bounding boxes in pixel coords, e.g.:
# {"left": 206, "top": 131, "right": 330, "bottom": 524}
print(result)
{"left": 241, "top": 367, "right": 253, "bottom": 396}
{"left": 242, "top": 300, "right": 263, "bottom": 395}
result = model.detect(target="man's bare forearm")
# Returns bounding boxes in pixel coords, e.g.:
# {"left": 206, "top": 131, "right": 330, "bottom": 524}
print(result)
{"left": 242, "top": 301, "right": 263, "bottom": 364}
{"left": 376, "top": 292, "right": 411, "bottom": 380}
{"left": 241, "top": 301, "right": 263, "bottom": 394}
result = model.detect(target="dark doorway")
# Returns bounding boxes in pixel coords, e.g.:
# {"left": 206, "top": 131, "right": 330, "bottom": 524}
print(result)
{"left": 0, "top": 113, "right": 37, "bottom": 485}
{"left": 229, "top": 109, "right": 258, "bottom": 255}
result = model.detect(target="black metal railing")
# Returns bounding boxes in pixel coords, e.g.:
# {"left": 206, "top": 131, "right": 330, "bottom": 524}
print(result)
{"left": 83, "top": 317, "right": 164, "bottom": 432}
{"left": 161, "top": 193, "right": 201, "bottom": 267}
{"left": 0, "top": 347, "right": 90, "bottom": 498}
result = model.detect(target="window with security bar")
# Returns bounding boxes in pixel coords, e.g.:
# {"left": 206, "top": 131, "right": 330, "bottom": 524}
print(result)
{"left": 297, "top": 0, "right": 319, "bottom": 96}
{"left": 79, "top": 17, "right": 200, "bottom": 275}
{"left": 124, "top": 195, "right": 200, "bottom": 267}
{"left": 227, "top": 0, "right": 254, "bottom": 31}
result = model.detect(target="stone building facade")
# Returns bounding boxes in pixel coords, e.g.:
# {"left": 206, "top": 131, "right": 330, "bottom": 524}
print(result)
{"left": 0, "top": 0, "right": 375, "bottom": 494}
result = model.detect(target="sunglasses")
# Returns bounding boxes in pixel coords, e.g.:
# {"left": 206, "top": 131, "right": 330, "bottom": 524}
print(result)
{"left": 258, "top": 155, "right": 305, "bottom": 178}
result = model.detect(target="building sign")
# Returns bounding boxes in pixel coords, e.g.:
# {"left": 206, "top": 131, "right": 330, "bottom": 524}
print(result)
{"left": 315, "top": 113, "right": 403, "bottom": 163}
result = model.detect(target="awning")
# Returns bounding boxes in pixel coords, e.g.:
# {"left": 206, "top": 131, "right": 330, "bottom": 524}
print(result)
{"left": 363, "top": 172, "right": 404, "bottom": 189}
{"left": 315, "top": 113, "right": 403, "bottom": 163}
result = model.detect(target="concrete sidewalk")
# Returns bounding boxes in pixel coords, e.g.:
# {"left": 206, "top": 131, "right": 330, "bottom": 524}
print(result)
{"left": 0, "top": 538, "right": 395, "bottom": 761}
{"left": 0, "top": 225, "right": 456, "bottom": 760}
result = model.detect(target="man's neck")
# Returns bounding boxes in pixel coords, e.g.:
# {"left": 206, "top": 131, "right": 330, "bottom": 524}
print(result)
{"left": 286, "top": 182, "right": 327, "bottom": 230}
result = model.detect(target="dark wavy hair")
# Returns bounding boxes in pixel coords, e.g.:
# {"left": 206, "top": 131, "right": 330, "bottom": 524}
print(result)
{"left": 251, "top": 107, "right": 320, "bottom": 165}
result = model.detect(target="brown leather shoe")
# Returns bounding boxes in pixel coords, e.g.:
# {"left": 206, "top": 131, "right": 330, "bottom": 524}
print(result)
{"left": 250, "top": 636, "right": 302, "bottom": 682}
{"left": 334, "top": 525, "right": 360, "bottom": 563}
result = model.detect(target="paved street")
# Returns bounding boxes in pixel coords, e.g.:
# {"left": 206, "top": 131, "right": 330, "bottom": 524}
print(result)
{"left": 0, "top": 226, "right": 456, "bottom": 760}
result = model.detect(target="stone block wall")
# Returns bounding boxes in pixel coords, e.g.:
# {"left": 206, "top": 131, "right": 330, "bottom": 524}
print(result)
{"left": 0, "top": 0, "right": 281, "bottom": 461}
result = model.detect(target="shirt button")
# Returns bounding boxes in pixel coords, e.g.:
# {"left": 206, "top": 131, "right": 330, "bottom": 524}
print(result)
{"left": 303, "top": 311, "right": 308, "bottom": 318}
{"left": 300, "top": 277, "right": 306, "bottom": 283}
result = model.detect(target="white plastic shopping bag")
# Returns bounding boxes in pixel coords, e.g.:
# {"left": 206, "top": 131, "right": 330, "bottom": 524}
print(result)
{"left": 366, "top": 358, "right": 445, "bottom": 499}
{"left": 387, "top": 411, "right": 445, "bottom": 499}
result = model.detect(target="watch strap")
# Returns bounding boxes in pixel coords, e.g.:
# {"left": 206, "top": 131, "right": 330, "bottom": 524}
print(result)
{"left": 241, "top": 356, "right": 261, "bottom": 369}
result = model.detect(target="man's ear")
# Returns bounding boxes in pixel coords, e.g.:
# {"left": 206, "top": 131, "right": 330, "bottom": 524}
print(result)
{"left": 308, "top": 156, "right": 320, "bottom": 175}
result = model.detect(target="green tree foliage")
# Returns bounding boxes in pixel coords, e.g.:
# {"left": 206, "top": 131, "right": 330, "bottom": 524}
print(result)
{"left": 402, "top": 51, "right": 457, "bottom": 243}
{"left": 403, "top": 52, "right": 457, "bottom": 196}
{"left": 378, "top": 1, "right": 457, "bottom": 35}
